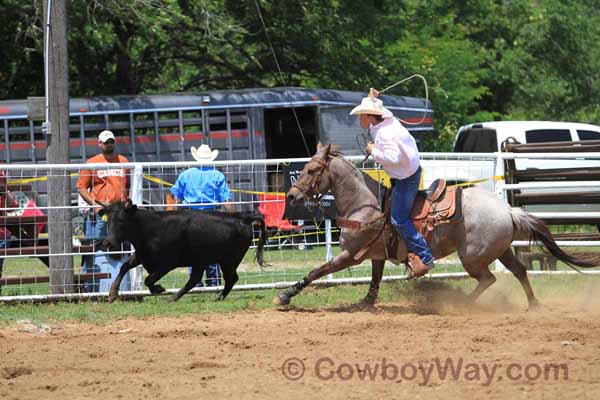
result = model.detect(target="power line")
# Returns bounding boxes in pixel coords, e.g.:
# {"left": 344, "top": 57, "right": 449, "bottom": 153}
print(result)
{"left": 253, "top": 0, "right": 311, "bottom": 156}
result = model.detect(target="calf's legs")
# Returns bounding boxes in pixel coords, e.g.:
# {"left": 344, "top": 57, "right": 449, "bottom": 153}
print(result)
{"left": 219, "top": 264, "right": 239, "bottom": 300}
{"left": 170, "top": 265, "right": 206, "bottom": 302}
{"left": 108, "top": 254, "right": 163, "bottom": 302}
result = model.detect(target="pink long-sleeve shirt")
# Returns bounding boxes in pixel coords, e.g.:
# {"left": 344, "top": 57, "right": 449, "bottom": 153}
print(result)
{"left": 369, "top": 117, "right": 420, "bottom": 179}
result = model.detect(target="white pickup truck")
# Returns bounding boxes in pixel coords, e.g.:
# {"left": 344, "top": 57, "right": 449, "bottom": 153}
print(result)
{"left": 453, "top": 120, "right": 600, "bottom": 153}
{"left": 422, "top": 121, "right": 600, "bottom": 211}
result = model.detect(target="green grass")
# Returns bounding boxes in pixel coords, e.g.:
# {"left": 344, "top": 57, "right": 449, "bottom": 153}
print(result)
{"left": 0, "top": 243, "right": 596, "bottom": 297}
{"left": 1, "top": 273, "right": 599, "bottom": 327}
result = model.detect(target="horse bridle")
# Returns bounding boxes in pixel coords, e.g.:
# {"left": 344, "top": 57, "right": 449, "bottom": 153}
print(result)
{"left": 291, "top": 155, "right": 331, "bottom": 200}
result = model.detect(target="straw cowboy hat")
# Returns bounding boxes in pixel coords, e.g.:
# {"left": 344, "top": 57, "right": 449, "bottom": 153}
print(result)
{"left": 191, "top": 144, "right": 219, "bottom": 162}
{"left": 349, "top": 90, "right": 394, "bottom": 118}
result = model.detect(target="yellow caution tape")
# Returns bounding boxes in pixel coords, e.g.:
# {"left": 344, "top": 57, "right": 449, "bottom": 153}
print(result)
{"left": 142, "top": 174, "right": 171, "bottom": 186}
{"left": 8, "top": 172, "right": 79, "bottom": 185}
{"left": 451, "top": 175, "right": 504, "bottom": 188}
{"left": 142, "top": 175, "right": 284, "bottom": 196}
{"left": 361, "top": 168, "right": 425, "bottom": 189}
{"left": 7, "top": 169, "right": 504, "bottom": 197}
{"left": 252, "top": 228, "right": 340, "bottom": 243}
{"left": 8, "top": 176, "right": 47, "bottom": 185}
{"left": 146, "top": 171, "right": 504, "bottom": 196}
{"left": 362, "top": 169, "right": 392, "bottom": 188}
{"left": 230, "top": 188, "right": 286, "bottom": 196}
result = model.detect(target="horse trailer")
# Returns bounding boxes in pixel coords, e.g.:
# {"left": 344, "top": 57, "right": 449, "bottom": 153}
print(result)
{"left": 0, "top": 87, "right": 433, "bottom": 205}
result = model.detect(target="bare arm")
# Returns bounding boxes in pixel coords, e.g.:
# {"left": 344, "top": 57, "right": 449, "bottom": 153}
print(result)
{"left": 223, "top": 202, "right": 235, "bottom": 213}
{"left": 78, "top": 187, "right": 110, "bottom": 208}
{"left": 166, "top": 192, "right": 177, "bottom": 211}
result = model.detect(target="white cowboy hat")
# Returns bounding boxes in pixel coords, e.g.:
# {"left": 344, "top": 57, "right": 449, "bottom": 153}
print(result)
{"left": 349, "top": 95, "right": 394, "bottom": 118}
{"left": 191, "top": 144, "right": 219, "bottom": 162}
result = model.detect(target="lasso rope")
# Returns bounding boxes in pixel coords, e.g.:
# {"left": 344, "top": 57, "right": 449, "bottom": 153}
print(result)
{"left": 373, "top": 74, "right": 430, "bottom": 126}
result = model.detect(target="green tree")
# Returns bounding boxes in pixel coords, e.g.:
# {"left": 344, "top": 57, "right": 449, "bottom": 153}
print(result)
{"left": 2, "top": 0, "right": 600, "bottom": 151}
{"left": 0, "top": 1, "right": 44, "bottom": 99}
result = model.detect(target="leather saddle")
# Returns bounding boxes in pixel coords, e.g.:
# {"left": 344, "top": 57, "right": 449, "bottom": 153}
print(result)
{"left": 410, "top": 179, "right": 463, "bottom": 241}
{"left": 384, "top": 179, "right": 463, "bottom": 260}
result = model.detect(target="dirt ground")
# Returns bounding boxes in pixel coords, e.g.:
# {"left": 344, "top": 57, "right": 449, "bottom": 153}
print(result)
{"left": 1, "top": 282, "right": 600, "bottom": 400}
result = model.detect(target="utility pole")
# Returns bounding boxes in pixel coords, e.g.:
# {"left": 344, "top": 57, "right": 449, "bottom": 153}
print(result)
{"left": 44, "top": 0, "right": 74, "bottom": 294}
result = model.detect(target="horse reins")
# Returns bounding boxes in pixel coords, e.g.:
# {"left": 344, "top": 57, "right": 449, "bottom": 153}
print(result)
{"left": 291, "top": 155, "right": 331, "bottom": 200}
{"left": 292, "top": 152, "right": 388, "bottom": 261}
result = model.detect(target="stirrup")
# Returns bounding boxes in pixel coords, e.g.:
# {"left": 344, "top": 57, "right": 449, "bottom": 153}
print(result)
{"left": 405, "top": 253, "right": 429, "bottom": 279}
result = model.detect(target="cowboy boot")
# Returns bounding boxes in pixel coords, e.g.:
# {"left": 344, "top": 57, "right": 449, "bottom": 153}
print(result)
{"left": 405, "top": 253, "right": 430, "bottom": 279}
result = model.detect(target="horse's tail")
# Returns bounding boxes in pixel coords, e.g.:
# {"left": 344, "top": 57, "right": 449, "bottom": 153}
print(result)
{"left": 510, "top": 208, "right": 600, "bottom": 270}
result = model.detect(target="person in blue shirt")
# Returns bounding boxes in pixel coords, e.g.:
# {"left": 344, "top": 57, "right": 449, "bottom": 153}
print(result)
{"left": 166, "top": 144, "right": 234, "bottom": 286}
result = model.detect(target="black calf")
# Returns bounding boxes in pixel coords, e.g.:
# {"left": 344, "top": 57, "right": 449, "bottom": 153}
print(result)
{"left": 104, "top": 200, "right": 267, "bottom": 302}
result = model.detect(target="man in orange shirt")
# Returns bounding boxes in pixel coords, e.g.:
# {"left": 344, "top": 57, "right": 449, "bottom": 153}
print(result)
{"left": 78, "top": 130, "right": 129, "bottom": 210}
{"left": 77, "top": 130, "right": 130, "bottom": 292}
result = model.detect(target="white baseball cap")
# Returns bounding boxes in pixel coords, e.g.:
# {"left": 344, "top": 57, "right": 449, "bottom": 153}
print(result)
{"left": 98, "top": 130, "right": 116, "bottom": 143}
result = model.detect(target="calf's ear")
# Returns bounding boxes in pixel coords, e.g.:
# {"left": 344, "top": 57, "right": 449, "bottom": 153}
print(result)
{"left": 124, "top": 199, "right": 137, "bottom": 211}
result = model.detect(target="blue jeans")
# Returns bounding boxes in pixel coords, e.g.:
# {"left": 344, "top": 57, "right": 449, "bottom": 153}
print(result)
{"left": 85, "top": 213, "right": 108, "bottom": 240}
{"left": 390, "top": 167, "right": 435, "bottom": 266}
{"left": 188, "top": 264, "right": 222, "bottom": 287}
{"left": 83, "top": 213, "right": 108, "bottom": 292}
{"left": 83, "top": 213, "right": 130, "bottom": 293}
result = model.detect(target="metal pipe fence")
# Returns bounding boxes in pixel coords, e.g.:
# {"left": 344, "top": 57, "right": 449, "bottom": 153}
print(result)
{"left": 1, "top": 151, "right": 599, "bottom": 302}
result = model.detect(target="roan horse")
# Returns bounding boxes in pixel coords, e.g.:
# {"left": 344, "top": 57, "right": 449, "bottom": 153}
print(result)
{"left": 273, "top": 144, "right": 599, "bottom": 308}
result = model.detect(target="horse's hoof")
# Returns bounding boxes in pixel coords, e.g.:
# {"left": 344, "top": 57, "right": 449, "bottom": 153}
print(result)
{"left": 358, "top": 298, "right": 376, "bottom": 309}
{"left": 149, "top": 285, "right": 166, "bottom": 295}
{"left": 528, "top": 299, "right": 542, "bottom": 311}
{"left": 107, "top": 294, "right": 118, "bottom": 303}
{"left": 273, "top": 292, "right": 290, "bottom": 306}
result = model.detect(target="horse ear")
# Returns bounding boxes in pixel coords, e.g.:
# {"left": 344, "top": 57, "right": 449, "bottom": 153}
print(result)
{"left": 317, "top": 141, "right": 323, "bottom": 151}
{"left": 323, "top": 144, "right": 332, "bottom": 157}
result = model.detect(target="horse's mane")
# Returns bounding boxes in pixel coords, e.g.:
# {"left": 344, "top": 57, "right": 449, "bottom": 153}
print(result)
{"left": 328, "top": 145, "right": 344, "bottom": 158}
{"left": 325, "top": 145, "right": 387, "bottom": 205}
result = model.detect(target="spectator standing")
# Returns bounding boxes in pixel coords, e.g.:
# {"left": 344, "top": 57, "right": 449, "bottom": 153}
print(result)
{"left": 77, "top": 130, "right": 130, "bottom": 291}
{"left": 166, "top": 144, "right": 233, "bottom": 287}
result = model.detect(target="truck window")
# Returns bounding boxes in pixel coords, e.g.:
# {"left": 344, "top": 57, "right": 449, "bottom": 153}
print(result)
{"left": 577, "top": 130, "right": 600, "bottom": 141}
{"left": 453, "top": 128, "right": 497, "bottom": 152}
{"left": 525, "top": 129, "right": 571, "bottom": 143}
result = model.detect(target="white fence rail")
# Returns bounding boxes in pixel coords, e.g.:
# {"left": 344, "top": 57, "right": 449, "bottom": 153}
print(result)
{"left": 0, "top": 151, "right": 599, "bottom": 302}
